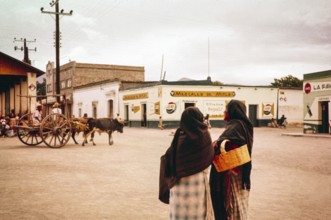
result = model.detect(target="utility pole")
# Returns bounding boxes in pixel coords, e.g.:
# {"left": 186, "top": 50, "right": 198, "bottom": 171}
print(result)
{"left": 41, "top": 0, "right": 72, "bottom": 103}
{"left": 13, "top": 38, "right": 37, "bottom": 65}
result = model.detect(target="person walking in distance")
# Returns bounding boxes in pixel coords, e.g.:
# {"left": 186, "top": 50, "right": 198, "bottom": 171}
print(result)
{"left": 158, "top": 116, "right": 165, "bottom": 130}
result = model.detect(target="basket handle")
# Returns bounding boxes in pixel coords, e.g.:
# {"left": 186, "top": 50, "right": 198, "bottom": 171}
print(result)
{"left": 220, "top": 139, "right": 230, "bottom": 154}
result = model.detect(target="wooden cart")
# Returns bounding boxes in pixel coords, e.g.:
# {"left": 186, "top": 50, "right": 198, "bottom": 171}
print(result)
{"left": 15, "top": 95, "right": 72, "bottom": 148}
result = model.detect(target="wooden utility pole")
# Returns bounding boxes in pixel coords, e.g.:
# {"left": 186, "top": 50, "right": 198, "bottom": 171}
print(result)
{"left": 41, "top": 0, "right": 72, "bottom": 103}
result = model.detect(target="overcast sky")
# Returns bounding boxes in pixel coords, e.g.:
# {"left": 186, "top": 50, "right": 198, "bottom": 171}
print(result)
{"left": 1, "top": 0, "right": 330, "bottom": 85}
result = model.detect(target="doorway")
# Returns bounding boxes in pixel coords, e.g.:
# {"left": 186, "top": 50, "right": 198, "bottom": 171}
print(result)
{"left": 249, "top": 105, "right": 258, "bottom": 127}
{"left": 141, "top": 103, "right": 147, "bottom": 127}
{"left": 108, "top": 100, "right": 113, "bottom": 118}
{"left": 185, "top": 102, "right": 195, "bottom": 108}
{"left": 124, "top": 105, "right": 129, "bottom": 123}
{"left": 320, "top": 101, "right": 329, "bottom": 133}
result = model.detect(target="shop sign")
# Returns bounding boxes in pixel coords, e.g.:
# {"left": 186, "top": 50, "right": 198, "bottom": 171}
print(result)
{"left": 170, "top": 90, "right": 235, "bottom": 97}
{"left": 123, "top": 92, "right": 148, "bottom": 100}
{"left": 131, "top": 105, "right": 140, "bottom": 113}
{"left": 154, "top": 101, "right": 160, "bottom": 115}
{"left": 304, "top": 81, "right": 331, "bottom": 94}
{"left": 166, "top": 102, "right": 177, "bottom": 114}
{"left": 203, "top": 101, "right": 226, "bottom": 118}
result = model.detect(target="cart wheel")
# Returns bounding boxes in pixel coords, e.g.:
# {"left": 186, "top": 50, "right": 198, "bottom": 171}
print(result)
{"left": 40, "top": 113, "right": 71, "bottom": 148}
{"left": 16, "top": 113, "right": 44, "bottom": 146}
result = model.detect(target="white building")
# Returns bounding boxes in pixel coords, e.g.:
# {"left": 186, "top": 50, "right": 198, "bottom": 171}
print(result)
{"left": 71, "top": 79, "right": 303, "bottom": 128}
{"left": 119, "top": 81, "right": 281, "bottom": 128}
{"left": 73, "top": 79, "right": 121, "bottom": 118}
{"left": 303, "top": 70, "right": 331, "bottom": 134}
{"left": 278, "top": 88, "right": 303, "bottom": 126}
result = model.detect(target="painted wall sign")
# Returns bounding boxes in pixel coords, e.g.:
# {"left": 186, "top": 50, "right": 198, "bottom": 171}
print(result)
{"left": 166, "top": 102, "right": 177, "bottom": 114}
{"left": 304, "top": 83, "right": 311, "bottom": 94}
{"left": 203, "top": 101, "right": 226, "bottom": 118}
{"left": 154, "top": 101, "right": 160, "bottom": 115}
{"left": 170, "top": 90, "right": 235, "bottom": 97}
{"left": 304, "top": 81, "right": 331, "bottom": 94}
{"left": 262, "top": 103, "right": 274, "bottom": 116}
{"left": 123, "top": 92, "right": 148, "bottom": 100}
{"left": 131, "top": 104, "right": 140, "bottom": 113}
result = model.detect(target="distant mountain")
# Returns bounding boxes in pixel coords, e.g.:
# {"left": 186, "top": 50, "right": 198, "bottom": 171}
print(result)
{"left": 177, "top": 77, "right": 194, "bottom": 81}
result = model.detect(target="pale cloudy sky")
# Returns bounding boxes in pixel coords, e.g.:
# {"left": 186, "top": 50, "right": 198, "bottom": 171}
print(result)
{"left": 1, "top": 0, "right": 330, "bottom": 85}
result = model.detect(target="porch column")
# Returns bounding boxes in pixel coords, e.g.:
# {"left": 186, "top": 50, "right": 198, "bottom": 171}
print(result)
{"left": 27, "top": 72, "right": 37, "bottom": 113}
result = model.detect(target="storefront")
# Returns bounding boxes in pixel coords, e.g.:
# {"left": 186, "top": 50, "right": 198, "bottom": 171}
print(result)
{"left": 303, "top": 70, "right": 331, "bottom": 134}
{"left": 119, "top": 82, "right": 280, "bottom": 128}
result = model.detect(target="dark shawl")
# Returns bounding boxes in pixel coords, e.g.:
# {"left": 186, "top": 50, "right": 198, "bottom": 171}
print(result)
{"left": 210, "top": 99, "right": 254, "bottom": 190}
{"left": 165, "top": 106, "right": 214, "bottom": 180}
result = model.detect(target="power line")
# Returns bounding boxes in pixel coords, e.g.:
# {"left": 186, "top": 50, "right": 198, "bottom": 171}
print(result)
{"left": 41, "top": 0, "right": 73, "bottom": 103}
{"left": 13, "top": 37, "right": 36, "bottom": 64}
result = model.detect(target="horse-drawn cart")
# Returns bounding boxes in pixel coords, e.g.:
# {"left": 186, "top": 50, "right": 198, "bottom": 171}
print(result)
{"left": 15, "top": 95, "right": 72, "bottom": 148}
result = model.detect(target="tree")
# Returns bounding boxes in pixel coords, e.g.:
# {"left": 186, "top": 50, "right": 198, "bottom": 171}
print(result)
{"left": 37, "top": 78, "right": 46, "bottom": 99}
{"left": 212, "top": 80, "right": 224, "bottom": 85}
{"left": 271, "top": 75, "right": 303, "bottom": 89}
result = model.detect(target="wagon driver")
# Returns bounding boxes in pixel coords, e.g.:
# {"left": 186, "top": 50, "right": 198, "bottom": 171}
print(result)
{"left": 33, "top": 103, "right": 43, "bottom": 126}
{"left": 52, "top": 102, "right": 62, "bottom": 114}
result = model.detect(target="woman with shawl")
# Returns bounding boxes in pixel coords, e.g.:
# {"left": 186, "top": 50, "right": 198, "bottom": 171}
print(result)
{"left": 159, "top": 107, "right": 215, "bottom": 220}
{"left": 209, "top": 100, "right": 254, "bottom": 220}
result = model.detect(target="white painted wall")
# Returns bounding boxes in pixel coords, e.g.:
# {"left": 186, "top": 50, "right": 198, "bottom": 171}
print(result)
{"left": 278, "top": 89, "right": 303, "bottom": 124}
{"left": 119, "top": 84, "right": 279, "bottom": 122}
{"left": 73, "top": 82, "right": 120, "bottom": 118}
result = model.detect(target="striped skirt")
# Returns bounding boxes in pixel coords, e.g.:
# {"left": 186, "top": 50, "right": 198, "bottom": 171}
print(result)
{"left": 169, "top": 169, "right": 214, "bottom": 220}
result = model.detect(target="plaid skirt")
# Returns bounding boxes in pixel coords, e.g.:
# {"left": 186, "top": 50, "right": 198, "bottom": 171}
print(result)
{"left": 210, "top": 167, "right": 249, "bottom": 220}
{"left": 169, "top": 169, "right": 214, "bottom": 220}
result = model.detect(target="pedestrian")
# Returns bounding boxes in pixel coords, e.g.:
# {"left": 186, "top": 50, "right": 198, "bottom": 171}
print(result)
{"left": 33, "top": 103, "right": 43, "bottom": 126}
{"left": 158, "top": 116, "right": 164, "bottom": 130}
{"left": 159, "top": 106, "right": 215, "bottom": 220}
{"left": 269, "top": 117, "right": 278, "bottom": 128}
{"left": 52, "top": 102, "right": 62, "bottom": 114}
{"left": 209, "top": 99, "right": 253, "bottom": 220}
{"left": 278, "top": 114, "right": 287, "bottom": 128}
{"left": 9, "top": 109, "right": 15, "bottom": 118}
{"left": 204, "top": 114, "right": 211, "bottom": 129}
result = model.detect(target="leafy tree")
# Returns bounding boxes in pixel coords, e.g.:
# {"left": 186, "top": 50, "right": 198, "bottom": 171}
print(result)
{"left": 271, "top": 75, "right": 303, "bottom": 89}
{"left": 212, "top": 80, "right": 224, "bottom": 85}
{"left": 37, "top": 78, "right": 46, "bottom": 98}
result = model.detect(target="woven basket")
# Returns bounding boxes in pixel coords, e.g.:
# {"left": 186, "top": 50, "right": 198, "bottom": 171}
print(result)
{"left": 213, "top": 139, "right": 251, "bottom": 172}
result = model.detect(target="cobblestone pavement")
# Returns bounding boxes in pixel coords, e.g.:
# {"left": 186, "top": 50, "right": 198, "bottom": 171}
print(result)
{"left": 0, "top": 127, "right": 330, "bottom": 220}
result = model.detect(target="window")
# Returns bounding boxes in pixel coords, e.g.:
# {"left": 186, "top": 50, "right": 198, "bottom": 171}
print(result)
{"left": 92, "top": 101, "right": 98, "bottom": 118}
{"left": 47, "top": 84, "right": 52, "bottom": 92}
{"left": 67, "top": 79, "right": 72, "bottom": 88}
{"left": 93, "top": 105, "right": 97, "bottom": 118}
{"left": 61, "top": 81, "right": 66, "bottom": 89}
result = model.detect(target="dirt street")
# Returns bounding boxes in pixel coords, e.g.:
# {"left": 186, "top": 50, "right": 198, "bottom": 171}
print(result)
{"left": 0, "top": 127, "right": 330, "bottom": 220}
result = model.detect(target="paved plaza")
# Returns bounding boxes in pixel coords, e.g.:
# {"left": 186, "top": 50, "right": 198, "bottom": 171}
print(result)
{"left": 0, "top": 127, "right": 330, "bottom": 220}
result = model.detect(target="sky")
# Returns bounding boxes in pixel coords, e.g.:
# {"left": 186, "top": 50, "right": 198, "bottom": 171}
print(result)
{"left": 1, "top": 0, "right": 331, "bottom": 85}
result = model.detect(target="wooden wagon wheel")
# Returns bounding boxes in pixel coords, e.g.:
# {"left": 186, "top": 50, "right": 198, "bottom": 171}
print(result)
{"left": 40, "top": 113, "right": 71, "bottom": 148}
{"left": 16, "top": 113, "right": 44, "bottom": 146}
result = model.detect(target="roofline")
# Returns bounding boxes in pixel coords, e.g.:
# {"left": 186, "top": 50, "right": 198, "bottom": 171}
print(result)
{"left": 304, "top": 69, "right": 331, "bottom": 80}
{"left": 73, "top": 78, "right": 121, "bottom": 90}
{"left": 0, "top": 51, "right": 45, "bottom": 76}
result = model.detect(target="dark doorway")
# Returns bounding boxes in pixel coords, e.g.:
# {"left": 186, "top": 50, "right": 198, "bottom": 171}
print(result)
{"left": 320, "top": 101, "right": 329, "bottom": 133}
{"left": 5, "top": 90, "right": 10, "bottom": 116}
{"left": 124, "top": 105, "right": 129, "bottom": 126}
{"left": 185, "top": 102, "right": 195, "bottom": 108}
{"left": 249, "top": 105, "right": 258, "bottom": 127}
{"left": 108, "top": 100, "right": 113, "bottom": 118}
{"left": 141, "top": 103, "right": 147, "bottom": 127}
